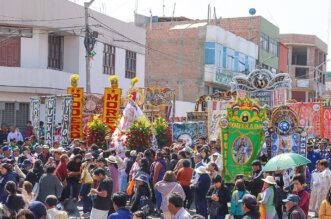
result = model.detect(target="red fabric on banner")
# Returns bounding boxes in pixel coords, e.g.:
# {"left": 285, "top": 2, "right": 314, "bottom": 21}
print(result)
{"left": 322, "top": 107, "right": 331, "bottom": 140}
{"left": 289, "top": 103, "right": 322, "bottom": 137}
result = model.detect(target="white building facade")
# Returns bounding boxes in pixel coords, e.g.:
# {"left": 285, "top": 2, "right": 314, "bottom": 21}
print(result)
{"left": 0, "top": 0, "right": 146, "bottom": 130}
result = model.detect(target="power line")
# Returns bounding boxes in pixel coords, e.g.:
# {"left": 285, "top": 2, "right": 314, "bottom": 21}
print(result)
{"left": 0, "top": 15, "right": 84, "bottom": 23}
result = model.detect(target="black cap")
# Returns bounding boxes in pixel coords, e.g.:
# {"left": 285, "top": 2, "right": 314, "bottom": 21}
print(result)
{"left": 241, "top": 194, "right": 257, "bottom": 207}
{"left": 307, "top": 142, "right": 314, "bottom": 148}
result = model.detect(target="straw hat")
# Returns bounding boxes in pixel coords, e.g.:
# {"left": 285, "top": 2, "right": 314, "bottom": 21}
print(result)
{"left": 196, "top": 166, "right": 208, "bottom": 174}
{"left": 106, "top": 155, "right": 117, "bottom": 164}
{"left": 262, "top": 176, "right": 276, "bottom": 185}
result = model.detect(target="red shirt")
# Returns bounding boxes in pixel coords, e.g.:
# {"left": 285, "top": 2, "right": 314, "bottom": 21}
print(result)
{"left": 177, "top": 167, "right": 193, "bottom": 186}
{"left": 55, "top": 162, "right": 68, "bottom": 181}
{"left": 293, "top": 190, "right": 310, "bottom": 217}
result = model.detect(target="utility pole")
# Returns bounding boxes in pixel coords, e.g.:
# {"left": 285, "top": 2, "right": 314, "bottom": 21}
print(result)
{"left": 84, "top": 0, "right": 95, "bottom": 94}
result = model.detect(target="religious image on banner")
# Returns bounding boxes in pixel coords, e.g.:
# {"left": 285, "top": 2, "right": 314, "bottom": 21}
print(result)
{"left": 44, "top": 96, "right": 56, "bottom": 146}
{"left": 30, "top": 97, "right": 41, "bottom": 141}
{"left": 61, "top": 95, "right": 72, "bottom": 147}
{"left": 170, "top": 122, "right": 207, "bottom": 147}
{"left": 219, "top": 95, "right": 268, "bottom": 182}
{"left": 265, "top": 106, "right": 307, "bottom": 158}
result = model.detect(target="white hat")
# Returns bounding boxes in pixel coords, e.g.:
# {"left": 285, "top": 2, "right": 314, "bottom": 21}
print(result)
{"left": 262, "top": 176, "right": 276, "bottom": 185}
{"left": 130, "top": 150, "right": 137, "bottom": 157}
{"left": 212, "top": 152, "right": 220, "bottom": 157}
{"left": 106, "top": 155, "right": 117, "bottom": 164}
{"left": 196, "top": 166, "right": 208, "bottom": 174}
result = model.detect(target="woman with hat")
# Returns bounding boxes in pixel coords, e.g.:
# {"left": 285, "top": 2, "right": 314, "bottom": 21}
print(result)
{"left": 130, "top": 172, "right": 151, "bottom": 213}
{"left": 259, "top": 175, "right": 276, "bottom": 219}
{"left": 107, "top": 155, "right": 119, "bottom": 194}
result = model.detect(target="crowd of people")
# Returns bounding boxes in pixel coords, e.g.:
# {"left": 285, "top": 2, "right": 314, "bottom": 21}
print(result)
{"left": 0, "top": 121, "right": 330, "bottom": 219}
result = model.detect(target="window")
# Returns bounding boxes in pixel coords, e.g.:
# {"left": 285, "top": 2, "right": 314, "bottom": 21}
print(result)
{"left": 295, "top": 68, "right": 308, "bottom": 79}
{"left": 270, "top": 39, "right": 278, "bottom": 56}
{"left": 292, "top": 47, "right": 307, "bottom": 65}
{"left": 0, "top": 102, "right": 29, "bottom": 131}
{"left": 0, "top": 36, "right": 20, "bottom": 67}
{"left": 225, "top": 48, "right": 235, "bottom": 71}
{"left": 103, "top": 44, "right": 115, "bottom": 75}
{"left": 125, "top": 50, "right": 136, "bottom": 79}
{"left": 48, "top": 35, "right": 64, "bottom": 70}
{"left": 260, "top": 33, "right": 269, "bottom": 52}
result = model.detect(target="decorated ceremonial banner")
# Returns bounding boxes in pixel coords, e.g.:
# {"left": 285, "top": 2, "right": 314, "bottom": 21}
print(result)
{"left": 265, "top": 105, "right": 307, "bottom": 158}
{"left": 103, "top": 88, "right": 121, "bottom": 132}
{"left": 186, "top": 111, "right": 208, "bottom": 122}
{"left": 322, "top": 100, "right": 331, "bottom": 140}
{"left": 68, "top": 74, "right": 84, "bottom": 141}
{"left": 289, "top": 103, "right": 322, "bottom": 138}
{"left": 61, "top": 95, "right": 72, "bottom": 147}
{"left": 30, "top": 97, "right": 41, "bottom": 141}
{"left": 220, "top": 96, "right": 268, "bottom": 182}
{"left": 103, "top": 76, "right": 122, "bottom": 135}
{"left": 170, "top": 122, "right": 207, "bottom": 146}
{"left": 231, "top": 69, "right": 291, "bottom": 107}
{"left": 207, "top": 100, "right": 234, "bottom": 140}
{"left": 44, "top": 96, "right": 56, "bottom": 146}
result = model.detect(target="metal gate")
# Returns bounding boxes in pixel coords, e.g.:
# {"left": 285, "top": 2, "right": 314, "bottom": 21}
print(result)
{"left": 0, "top": 102, "right": 30, "bottom": 131}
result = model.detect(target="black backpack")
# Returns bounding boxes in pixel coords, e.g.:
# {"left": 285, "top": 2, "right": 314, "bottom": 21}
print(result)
{"left": 125, "top": 159, "right": 134, "bottom": 175}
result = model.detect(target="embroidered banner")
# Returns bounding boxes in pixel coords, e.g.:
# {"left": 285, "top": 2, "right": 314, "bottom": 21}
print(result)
{"left": 103, "top": 88, "right": 122, "bottom": 134}
{"left": 44, "top": 96, "right": 56, "bottom": 146}
{"left": 68, "top": 87, "right": 84, "bottom": 141}
{"left": 322, "top": 106, "right": 331, "bottom": 140}
{"left": 61, "top": 95, "right": 72, "bottom": 146}
{"left": 30, "top": 97, "right": 41, "bottom": 141}
{"left": 220, "top": 96, "right": 268, "bottom": 182}
{"left": 289, "top": 103, "right": 322, "bottom": 138}
{"left": 170, "top": 122, "right": 207, "bottom": 147}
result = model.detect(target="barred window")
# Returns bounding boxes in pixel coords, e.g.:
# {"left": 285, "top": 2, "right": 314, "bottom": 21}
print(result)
{"left": 48, "top": 35, "right": 64, "bottom": 70}
{"left": 125, "top": 50, "right": 136, "bottom": 79}
{"left": 103, "top": 44, "right": 115, "bottom": 75}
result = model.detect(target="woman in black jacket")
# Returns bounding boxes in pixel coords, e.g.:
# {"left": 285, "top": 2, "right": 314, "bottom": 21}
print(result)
{"left": 206, "top": 175, "right": 231, "bottom": 219}
{"left": 25, "top": 159, "right": 44, "bottom": 187}
{"left": 130, "top": 173, "right": 151, "bottom": 213}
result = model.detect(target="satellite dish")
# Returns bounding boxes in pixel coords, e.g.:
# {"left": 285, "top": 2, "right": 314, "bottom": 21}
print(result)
{"left": 249, "top": 8, "right": 256, "bottom": 15}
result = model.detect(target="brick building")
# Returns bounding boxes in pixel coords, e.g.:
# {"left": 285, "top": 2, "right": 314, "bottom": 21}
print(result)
{"left": 145, "top": 20, "right": 258, "bottom": 115}
{"left": 218, "top": 16, "right": 280, "bottom": 73}
{"left": 279, "top": 42, "right": 289, "bottom": 73}
{"left": 280, "top": 34, "right": 328, "bottom": 102}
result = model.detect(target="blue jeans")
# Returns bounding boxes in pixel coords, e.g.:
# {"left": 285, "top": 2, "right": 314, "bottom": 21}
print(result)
{"left": 119, "top": 171, "right": 128, "bottom": 192}
{"left": 66, "top": 179, "right": 78, "bottom": 198}
{"left": 155, "top": 190, "right": 162, "bottom": 211}
{"left": 210, "top": 216, "right": 225, "bottom": 219}
{"left": 79, "top": 183, "right": 92, "bottom": 214}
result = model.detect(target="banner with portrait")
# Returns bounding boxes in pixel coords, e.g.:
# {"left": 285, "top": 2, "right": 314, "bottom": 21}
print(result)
{"left": 30, "top": 97, "right": 41, "bottom": 141}
{"left": 265, "top": 105, "right": 307, "bottom": 158}
{"left": 322, "top": 100, "right": 331, "bottom": 140}
{"left": 68, "top": 87, "right": 84, "bottom": 141}
{"left": 170, "top": 122, "right": 207, "bottom": 147}
{"left": 61, "top": 95, "right": 72, "bottom": 147}
{"left": 220, "top": 96, "right": 268, "bottom": 183}
{"left": 44, "top": 96, "right": 56, "bottom": 146}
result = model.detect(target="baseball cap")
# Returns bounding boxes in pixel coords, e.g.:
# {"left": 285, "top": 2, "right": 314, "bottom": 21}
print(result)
{"left": 282, "top": 194, "right": 300, "bottom": 204}
{"left": 307, "top": 142, "right": 314, "bottom": 148}
{"left": 251, "top": 160, "right": 261, "bottom": 166}
{"left": 28, "top": 201, "right": 47, "bottom": 219}
{"left": 22, "top": 160, "right": 33, "bottom": 167}
{"left": 2, "top": 146, "right": 9, "bottom": 152}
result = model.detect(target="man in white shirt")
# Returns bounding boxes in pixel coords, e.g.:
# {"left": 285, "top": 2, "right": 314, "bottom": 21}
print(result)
{"left": 7, "top": 126, "right": 23, "bottom": 143}
{"left": 167, "top": 192, "right": 191, "bottom": 219}
{"left": 45, "top": 195, "right": 68, "bottom": 219}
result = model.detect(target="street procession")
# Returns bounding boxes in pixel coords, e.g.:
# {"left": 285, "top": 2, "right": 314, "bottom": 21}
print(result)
{"left": 0, "top": 0, "right": 331, "bottom": 218}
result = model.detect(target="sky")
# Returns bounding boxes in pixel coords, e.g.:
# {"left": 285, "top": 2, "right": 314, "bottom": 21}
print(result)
{"left": 70, "top": 0, "right": 331, "bottom": 69}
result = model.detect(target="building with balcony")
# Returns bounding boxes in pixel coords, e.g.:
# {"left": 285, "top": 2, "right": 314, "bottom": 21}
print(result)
{"left": 280, "top": 34, "right": 327, "bottom": 102}
{"left": 145, "top": 20, "right": 258, "bottom": 116}
{"left": 0, "top": 0, "right": 146, "bottom": 130}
